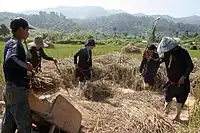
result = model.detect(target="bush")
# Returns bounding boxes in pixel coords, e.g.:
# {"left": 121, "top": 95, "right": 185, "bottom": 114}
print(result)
{"left": 190, "top": 45, "right": 199, "bottom": 50}
{"left": 56, "top": 40, "right": 85, "bottom": 44}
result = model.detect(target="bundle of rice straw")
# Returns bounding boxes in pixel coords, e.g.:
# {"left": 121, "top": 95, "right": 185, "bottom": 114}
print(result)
{"left": 30, "top": 71, "right": 60, "bottom": 93}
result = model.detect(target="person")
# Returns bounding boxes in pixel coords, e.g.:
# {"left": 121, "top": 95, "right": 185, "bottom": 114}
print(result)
{"left": 140, "top": 44, "right": 160, "bottom": 88}
{"left": 1, "top": 17, "right": 34, "bottom": 133}
{"left": 74, "top": 39, "right": 96, "bottom": 96}
{"left": 27, "top": 36, "right": 57, "bottom": 72}
{"left": 157, "top": 36, "right": 194, "bottom": 121}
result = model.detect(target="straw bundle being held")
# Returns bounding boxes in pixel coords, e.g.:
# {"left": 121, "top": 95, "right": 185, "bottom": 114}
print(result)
{"left": 30, "top": 71, "right": 60, "bottom": 93}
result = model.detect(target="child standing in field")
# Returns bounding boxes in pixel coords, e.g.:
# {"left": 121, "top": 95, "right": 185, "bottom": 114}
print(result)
{"left": 74, "top": 39, "right": 96, "bottom": 96}
{"left": 140, "top": 44, "right": 160, "bottom": 88}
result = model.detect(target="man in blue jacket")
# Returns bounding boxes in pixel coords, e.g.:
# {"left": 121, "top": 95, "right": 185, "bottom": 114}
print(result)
{"left": 158, "top": 37, "right": 194, "bottom": 121}
{"left": 1, "top": 17, "right": 34, "bottom": 133}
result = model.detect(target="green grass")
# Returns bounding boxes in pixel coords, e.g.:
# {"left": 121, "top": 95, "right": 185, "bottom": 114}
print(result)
{"left": 1, "top": 41, "right": 200, "bottom": 60}
{"left": 44, "top": 44, "right": 122, "bottom": 59}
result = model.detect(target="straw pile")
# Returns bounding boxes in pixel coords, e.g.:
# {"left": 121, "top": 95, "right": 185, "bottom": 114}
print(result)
{"left": 121, "top": 44, "right": 142, "bottom": 54}
{"left": 28, "top": 53, "right": 193, "bottom": 132}
{"left": 33, "top": 53, "right": 167, "bottom": 95}
{"left": 30, "top": 71, "right": 60, "bottom": 94}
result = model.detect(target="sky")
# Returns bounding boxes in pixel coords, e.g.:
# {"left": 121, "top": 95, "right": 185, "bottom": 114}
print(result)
{"left": 0, "top": 0, "right": 200, "bottom": 17}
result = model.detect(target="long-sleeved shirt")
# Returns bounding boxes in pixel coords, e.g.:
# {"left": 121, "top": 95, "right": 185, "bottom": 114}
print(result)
{"left": 3, "top": 38, "right": 29, "bottom": 87}
{"left": 162, "top": 46, "right": 194, "bottom": 83}
{"left": 140, "top": 52, "right": 160, "bottom": 76}
{"left": 162, "top": 46, "right": 194, "bottom": 92}
{"left": 74, "top": 47, "right": 92, "bottom": 69}
{"left": 27, "top": 46, "right": 54, "bottom": 69}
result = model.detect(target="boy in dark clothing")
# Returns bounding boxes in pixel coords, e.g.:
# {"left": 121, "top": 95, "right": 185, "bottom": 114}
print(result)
{"left": 2, "top": 17, "right": 34, "bottom": 133}
{"left": 140, "top": 44, "right": 160, "bottom": 88}
{"left": 27, "top": 36, "right": 57, "bottom": 72}
{"left": 157, "top": 36, "right": 194, "bottom": 121}
{"left": 74, "top": 39, "right": 95, "bottom": 96}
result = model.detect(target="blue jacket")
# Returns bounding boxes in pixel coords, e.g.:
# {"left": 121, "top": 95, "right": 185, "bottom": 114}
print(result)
{"left": 3, "top": 38, "right": 29, "bottom": 87}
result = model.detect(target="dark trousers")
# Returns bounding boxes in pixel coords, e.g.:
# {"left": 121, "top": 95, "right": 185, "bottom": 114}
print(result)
{"left": 164, "top": 83, "right": 189, "bottom": 106}
{"left": 1, "top": 83, "right": 32, "bottom": 133}
{"left": 143, "top": 73, "right": 156, "bottom": 86}
{"left": 75, "top": 68, "right": 91, "bottom": 82}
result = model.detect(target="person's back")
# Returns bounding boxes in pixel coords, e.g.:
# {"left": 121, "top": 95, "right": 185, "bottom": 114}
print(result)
{"left": 163, "top": 46, "right": 193, "bottom": 86}
{"left": 76, "top": 47, "right": 92, "bottom": 69}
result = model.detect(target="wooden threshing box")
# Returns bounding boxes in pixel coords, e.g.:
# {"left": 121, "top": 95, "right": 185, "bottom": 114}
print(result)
{"left": 28, "top": 93, "right": 82, "bottom": 133}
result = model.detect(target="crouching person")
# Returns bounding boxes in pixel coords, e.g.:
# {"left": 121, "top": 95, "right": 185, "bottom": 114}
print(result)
{"left": 74, "top": 39, "right": 96, "bottom": 97}
{"left": 158, "top": 37, "right": 194, "bottom": 121}
{"left": 140, "top": 44, "right": 160, "bottom": 88}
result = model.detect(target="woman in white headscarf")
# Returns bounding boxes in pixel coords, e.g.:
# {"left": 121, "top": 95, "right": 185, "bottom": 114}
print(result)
{"left": 27, "top": 36, "right": 57, "bottom": 72}
{"left": 158, "top": 36, "right": 194, "bottom": 121}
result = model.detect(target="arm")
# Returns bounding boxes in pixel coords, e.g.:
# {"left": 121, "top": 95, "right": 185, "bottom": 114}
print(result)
{"left": 183, "top": 50, "right": 194, "bottom": 78}
{"left": 39, "top": 48, "right": 54, "bottom": 60}
{"left": 26, "top": 47, "right": 34, "bottom": 62}
{"left": 88, "top": 50, "right": 92, "bottom": 68}
{"left": 139, "top": 57, "right": 147, "bottom": 73}
{"left": 74, "top": 49, "right": 80, "bottom": 65}
{"left": 5, "top": 44, "right": 29, "bottom": 70}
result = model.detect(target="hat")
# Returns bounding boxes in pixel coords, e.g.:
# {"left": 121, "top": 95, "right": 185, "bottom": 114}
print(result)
{"left": 85, "top": 39, "right": 95, "bottom": 46}
{"left": 10, "top": 17, "right": 34, "bottom": 31}
{"left": 157, "top": 36, "right": 178, "bottom": 55}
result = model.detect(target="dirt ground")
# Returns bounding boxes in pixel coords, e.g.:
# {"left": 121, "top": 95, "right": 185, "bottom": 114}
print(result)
{"left": 0, "top": 59, "right": 197, "bottom": 133}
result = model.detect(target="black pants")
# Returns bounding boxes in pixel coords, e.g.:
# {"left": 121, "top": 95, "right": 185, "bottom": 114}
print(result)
{"left": 75, "top": 68, "right": 91, "bottom": 82}
{"left": 164, "top": 84, "right": 189, "bottom": 105}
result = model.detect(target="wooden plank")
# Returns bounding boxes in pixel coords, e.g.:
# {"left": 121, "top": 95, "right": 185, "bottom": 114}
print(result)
{"left": 28, "top": 92, "right": 49, "bottom": 113}
{"left": 49, "top": 95, "right": 82, "bottom": 133}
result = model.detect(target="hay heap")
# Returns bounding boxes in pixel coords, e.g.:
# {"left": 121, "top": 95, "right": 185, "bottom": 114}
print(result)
{"left": 29, "top": 53, "right": 176, "bottom": 133}
{"left": 56, "top": 53, "right": 166, "bottom": 92}
{"left": 121, "top": 44, "right": 142, "bottom": 54}
{"left": 78, "top": 90, "right": 175, "bottom": 133}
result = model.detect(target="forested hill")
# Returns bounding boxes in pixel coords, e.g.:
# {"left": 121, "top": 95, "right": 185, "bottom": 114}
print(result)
{"left": 0, "top": 11, "right": 200, "bottom": 36}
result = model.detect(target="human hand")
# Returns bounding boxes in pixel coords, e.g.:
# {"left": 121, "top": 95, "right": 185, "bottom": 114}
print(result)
{"left": 26, "top": 62, "right": 33, "bottom": 71}
{"left": 178, "top": 76, "right": 185, "bottom": 85}
{"left": 53, "top": 58, "right": 57, "bottom": 64}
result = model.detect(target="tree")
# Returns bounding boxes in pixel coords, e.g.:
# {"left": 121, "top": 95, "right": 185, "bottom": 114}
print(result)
{"left": 194, "top": 33, "right": 198, "bottom": 37}
{"left": 113, "top": 27, "right": 117, "bottom": 36}
{"left": 175, "top": 31, "right": 179, "bottom": 37}
{"left": 123, "top": 32, "right": 128, "bottom": 37}
{"left": 87, "top": 35, "right": 94, "bottom": 40}
{"left": 185, "top": 30, "right": 189, "bottom": 37}
{"left": 0, "top": 24, "right": 10, "bottom": 36}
